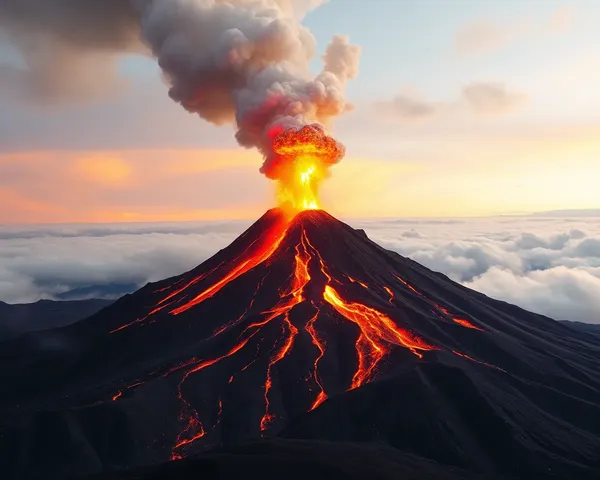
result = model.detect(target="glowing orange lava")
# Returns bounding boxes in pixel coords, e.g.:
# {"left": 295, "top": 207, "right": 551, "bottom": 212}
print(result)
{"left": 323, "top": 285, "right": 437, "bottom": 388}
{"left": 259, "top": 231, "right": 312, "bottom": 430}
{"left": 384, "top": 286, "right": 395, "bottom": 304}
{"left": 171, "top": 221, "right": 288, "bottom": 315}
{"left": 171, "top": 335, "right": 256, "bottom": 459}
{"left": 272, "top": 125, "right": 344, "bottom": 213}
{"left": 452, "top": 350, "right": 505, "bottom": 372}
{"left": 437, "top": 306, "right": 483, "bottom": 331}
{"left": 394, "top": 274, "right": 484, "bottom": 331}
{"left": 306, "top": 310, "right": 327, "bottom": 410}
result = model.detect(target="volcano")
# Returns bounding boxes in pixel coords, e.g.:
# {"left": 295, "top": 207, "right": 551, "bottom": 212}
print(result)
{"left": 1, "top": 210, "right": 600, "bottom": 479}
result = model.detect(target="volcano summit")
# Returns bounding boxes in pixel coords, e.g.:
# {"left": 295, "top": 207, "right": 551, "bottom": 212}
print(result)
{"left": 2, "top": 210, "right": 600, "bottom": 479}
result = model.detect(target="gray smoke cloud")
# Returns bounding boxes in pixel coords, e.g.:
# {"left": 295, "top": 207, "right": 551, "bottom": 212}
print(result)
{"left": 0, "top": 0, "right": 360, "bottom": 179}
{"left": 0, "top": 0, "right": 141, "bottom": 103}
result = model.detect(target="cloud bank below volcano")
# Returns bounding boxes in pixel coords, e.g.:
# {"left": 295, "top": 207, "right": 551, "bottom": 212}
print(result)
{"left": 1, "top": 214, "right": 599, "bottom": 324}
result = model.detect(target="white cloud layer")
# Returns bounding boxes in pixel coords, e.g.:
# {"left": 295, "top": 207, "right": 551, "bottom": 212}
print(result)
{"left": 1, "top": 214, "right": 599, "bottom": 323}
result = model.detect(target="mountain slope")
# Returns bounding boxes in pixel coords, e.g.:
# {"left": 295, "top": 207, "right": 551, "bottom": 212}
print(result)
{"left": 0, "top": 298, "right": 113, "bottom": 341}
{"left": 1, "top": 209, "right": 599, "bottom": 479}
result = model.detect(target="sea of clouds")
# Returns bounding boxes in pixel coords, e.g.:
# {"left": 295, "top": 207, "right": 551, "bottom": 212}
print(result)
{"left": 1, "top": 214, "right": 599, "bottom": 323}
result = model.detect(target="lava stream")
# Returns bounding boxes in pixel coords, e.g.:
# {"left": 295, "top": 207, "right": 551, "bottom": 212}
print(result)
{"left": 259, "top": 231, "right": 312, "bottom": 430}
{"left": 112, "top": 219, "right": 289, "bottom": 334}
{"left": 172, "top": 334, "right": 257, "bottom": 458}
{"left": 323, "top": 285, "right": 437, "bottom": 388}
{"left": 452, "top": 350, "right": 505, "bottom": 372}
{"left": 437, "top": 306, "right": 483, "bottom": 331}
{"left": 260, "top": 315, "right": 298, "bottom": 431}
{"left": 211, "top": 274, "right": 268, "bottom": 338}
{"left": 345, "top": 274, "right": 369, "bottom": 289}
{"left": 171, "top": 221, "right": 289, "bottom": 315}
{"left": 384, "top": 286, "right": 395, "bottom": 304}
{"left": 393, "top": 274, "right": 484, "bottom": 331}
{"left": 306, "top": 310, "right": 327, "bottom": 410}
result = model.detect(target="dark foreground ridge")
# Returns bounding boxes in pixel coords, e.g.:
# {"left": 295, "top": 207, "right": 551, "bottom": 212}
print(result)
{"left": 0, "top": 298, "right": 112, "bottom": 341}
{"left": 1, "top": 209, "right": 600, "bottom": 479}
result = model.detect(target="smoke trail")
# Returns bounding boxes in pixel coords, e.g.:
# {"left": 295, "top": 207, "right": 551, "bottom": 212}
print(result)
{"left": 0, "top": 0, "right": 360, "bottom": 179}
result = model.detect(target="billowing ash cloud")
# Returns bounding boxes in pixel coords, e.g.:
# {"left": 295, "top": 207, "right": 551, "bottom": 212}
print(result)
{"left": 0, "top": 0, "right": 360, "bottom": 179}
{"left": 137, "top": 0, "right": 359, "bottom": 177}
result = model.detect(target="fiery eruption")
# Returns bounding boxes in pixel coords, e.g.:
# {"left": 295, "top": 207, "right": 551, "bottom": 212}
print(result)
{"left": 271, "top": 124, "right": 345, "bottom": 212}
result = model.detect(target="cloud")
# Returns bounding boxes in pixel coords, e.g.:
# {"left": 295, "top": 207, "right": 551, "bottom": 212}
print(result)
{"left": 465, "top": 266, "right": 600, "bottom": 322}
{"left": 373, "top": 92, "right": 438, "bottom": 122}
{"left": 461, "top": 82, "right": 528, "bottom": 115}
{"left": 0, "top": 51, "right": 131, "bottom": 106}
{"left": 0, "top": 0, "right": 141, "bottom": 104}
{"left": 353, "top": 215, "right": 600, "bottom": 323}
{"left": 1, "top": 214, "right": 599, "bottom": 325}
{"left": 0, "top": 219, "right": 254, "bottom": 303}
{"left": 454, "top": 19, "right": 520, "bottom": 56}
{"left": 455, "top": 6, "right": 578, "bottom": 55}
{"left": 547, "top": 6, "right": 577, "bottom": 35}
{"left": 374, "top": 82, "right": 527, "bottom": 121}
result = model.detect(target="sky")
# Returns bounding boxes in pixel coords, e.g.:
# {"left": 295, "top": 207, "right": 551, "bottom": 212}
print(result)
{"left": 0, "top": 0, "right": 598, "bottom": 222}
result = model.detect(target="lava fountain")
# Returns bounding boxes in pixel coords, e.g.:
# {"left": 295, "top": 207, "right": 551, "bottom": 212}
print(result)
{"left": 269, "top": 124, "right": 346, "bottom": 214}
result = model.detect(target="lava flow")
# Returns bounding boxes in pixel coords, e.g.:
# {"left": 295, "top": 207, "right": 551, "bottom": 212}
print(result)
{"left": 393, "top": 274, "right": 484, "bottom": 331}
{"left": 109, "top": 207, "right": 498, "bottom": 460}
{"left": 323, "top": 285, "right": 437, "bottom": 387}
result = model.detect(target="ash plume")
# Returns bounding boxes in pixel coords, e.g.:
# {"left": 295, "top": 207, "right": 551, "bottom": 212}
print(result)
{"left": 0, "top": 0, "right": 360, "bottom": 180}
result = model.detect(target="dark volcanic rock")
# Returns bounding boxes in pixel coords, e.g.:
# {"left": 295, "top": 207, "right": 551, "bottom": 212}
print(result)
{"left": 0, "top": 299, "right": 113, "bottom": 341}
{"left": 1, "top": 210, "right": 599, "bottom": 479}
{"left": 91, "top": 439, "right": 496, "bottom": 480}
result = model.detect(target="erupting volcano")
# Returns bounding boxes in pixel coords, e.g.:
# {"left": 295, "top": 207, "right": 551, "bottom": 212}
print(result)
{"left": 3, "top": 207, "right": 600, "bottom": 480}
{"left": 109, "top": 208, "right": 450, "bottom": 460}
{"left": 5, "top": 1, "right": 600, "bottom": 479}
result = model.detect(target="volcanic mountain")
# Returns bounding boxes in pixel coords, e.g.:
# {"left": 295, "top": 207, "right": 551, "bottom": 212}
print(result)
{"left": 2, "top": 210, "right": 600, "bottom": 479}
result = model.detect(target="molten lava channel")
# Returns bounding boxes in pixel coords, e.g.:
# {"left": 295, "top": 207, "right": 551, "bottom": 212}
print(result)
{"left": 110, "top": 210, "right": 496, "bottom": 460}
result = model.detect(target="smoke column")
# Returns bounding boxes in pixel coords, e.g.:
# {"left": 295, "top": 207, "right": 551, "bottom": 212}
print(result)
{"left": 0, "top": 0, "right": 360, "bottom": 182}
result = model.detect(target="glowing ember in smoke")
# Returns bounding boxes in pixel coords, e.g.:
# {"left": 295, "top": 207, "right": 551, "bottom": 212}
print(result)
{"left": 271, "top": 125, "right": 345, "bottom": 213}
